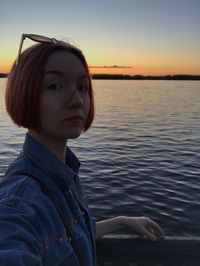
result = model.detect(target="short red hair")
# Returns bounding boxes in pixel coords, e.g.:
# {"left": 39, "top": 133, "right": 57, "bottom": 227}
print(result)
{"left": 5, "top": 41, "right": 94, "bottom": 131}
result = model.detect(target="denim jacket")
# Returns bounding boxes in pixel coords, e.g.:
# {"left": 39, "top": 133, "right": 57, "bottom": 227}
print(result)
{"left": 0, "top": 133, "right": 96, "bottom": 266}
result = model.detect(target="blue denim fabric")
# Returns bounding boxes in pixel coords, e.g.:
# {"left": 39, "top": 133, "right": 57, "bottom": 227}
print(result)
{"left": 0, "top": 133, "right": 96, "bottom": 266}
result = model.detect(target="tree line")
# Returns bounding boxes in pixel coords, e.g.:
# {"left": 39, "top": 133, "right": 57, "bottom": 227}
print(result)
{"left": 1, "top": 73, "right": 200, "bottom": 80}
{"left": 92, "top": 74, "right": 200, "bottom": 80}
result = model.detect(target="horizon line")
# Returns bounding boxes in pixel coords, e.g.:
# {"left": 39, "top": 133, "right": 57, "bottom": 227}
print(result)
{"left": 1, "top": 73, "right": 200, "bottom": 79}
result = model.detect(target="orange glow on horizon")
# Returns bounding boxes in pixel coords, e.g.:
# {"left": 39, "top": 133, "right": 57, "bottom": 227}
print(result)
{"left": 0, "top": 59, "right": 13, "bottom": 73}
{"left": 0, "top": 65, "right": 11, "bottom": 73}
{"left": 0, "top": 60, "right": 199, "bottom": 76}
{"left": 89, "top": 66, "right": 200, "bottom": 76}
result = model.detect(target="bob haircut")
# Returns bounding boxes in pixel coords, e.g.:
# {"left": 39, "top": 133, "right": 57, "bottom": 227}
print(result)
{"left": 5, "top": 41, "right": 94, "bottom": 132}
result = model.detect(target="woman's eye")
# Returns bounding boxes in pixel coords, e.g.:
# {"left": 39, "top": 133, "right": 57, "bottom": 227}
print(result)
{"left": 78, "top": 85, "right": 88, "bottom": 92}
{"left": 47, "top": 83, "right": 62, "bottom": 90}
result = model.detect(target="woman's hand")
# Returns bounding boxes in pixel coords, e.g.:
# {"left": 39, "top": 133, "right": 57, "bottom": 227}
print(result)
{"left": 122, "top": 216, "right": 165, "bottom": 241}
{"left": 95, "top": 216, "right": 165, "bottom": 240}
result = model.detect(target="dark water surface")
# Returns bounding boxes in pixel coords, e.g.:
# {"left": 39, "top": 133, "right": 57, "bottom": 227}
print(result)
{"left": 0, "top": 79, "right": 200, "bottom": 236}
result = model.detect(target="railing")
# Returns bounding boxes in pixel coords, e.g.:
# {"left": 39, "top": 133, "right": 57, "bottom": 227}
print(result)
{"left": 96, "top": 235, "right": 200, "bottom": 266}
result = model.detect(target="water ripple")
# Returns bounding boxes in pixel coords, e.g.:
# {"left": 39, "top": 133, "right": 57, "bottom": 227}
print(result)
{"left": 1, "top": 79, "right": 200, "bottom": 236}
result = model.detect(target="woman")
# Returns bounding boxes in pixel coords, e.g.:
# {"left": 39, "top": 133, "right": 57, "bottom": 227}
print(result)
{"left": 0, "top": 34, "right": 164, "bottom": 266}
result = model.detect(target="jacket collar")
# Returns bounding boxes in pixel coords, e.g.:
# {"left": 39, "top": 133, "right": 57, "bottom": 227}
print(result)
{"left": 22, "top": 133, "right": 80, "bottom": 190}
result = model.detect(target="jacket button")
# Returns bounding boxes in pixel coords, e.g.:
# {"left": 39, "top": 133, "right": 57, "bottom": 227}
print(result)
{"left": 59, "top": 237, "right": 64, "bottom": 243}
{"left": 44, "top": 245, "right": 49, "bottom": 250}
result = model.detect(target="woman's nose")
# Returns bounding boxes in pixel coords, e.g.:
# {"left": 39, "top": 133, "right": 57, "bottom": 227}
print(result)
{"left": 66, "top": 89, "right": 83, "bottom": 108}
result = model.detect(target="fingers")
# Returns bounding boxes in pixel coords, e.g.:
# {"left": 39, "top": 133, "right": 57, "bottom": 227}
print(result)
{"left": 145, "top": 218, "right": 165, "bottom": 237}
{"left": 124, "top": 216, "right": 165, "bottom": 241}
{"left": 142, "top": 218, "right": 165, "bottom": 241}
{"left": 141, "top": 227, "right": 158, "bottom": 241}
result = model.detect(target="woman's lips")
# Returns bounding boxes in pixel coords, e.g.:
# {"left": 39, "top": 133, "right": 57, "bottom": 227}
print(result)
{"left": 64, "top": 116, "right": 83, "bottom": 121}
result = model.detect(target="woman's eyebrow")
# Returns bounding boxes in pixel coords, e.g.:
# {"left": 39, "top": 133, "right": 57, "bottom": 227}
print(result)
{"left": 79, "top": 74, "right": 90, "bottom": 80}
{"left": 44, "top": 71, "right": 90, "bottom": 80}
{"left": 44, "top": 70, "right": 64, "bottom": 76}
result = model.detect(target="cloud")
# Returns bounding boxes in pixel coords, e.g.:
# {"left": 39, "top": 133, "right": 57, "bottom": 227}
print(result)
{"left": 89, "top": 65, "right": 132, "bottom": 68}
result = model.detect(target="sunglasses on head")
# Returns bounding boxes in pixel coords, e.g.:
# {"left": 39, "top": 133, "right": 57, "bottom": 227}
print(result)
{"left": 15, "top": 33, "right": 81, "bottom": 66}
{"left": 15, "top": 34, "right": 57, "bottom": 66}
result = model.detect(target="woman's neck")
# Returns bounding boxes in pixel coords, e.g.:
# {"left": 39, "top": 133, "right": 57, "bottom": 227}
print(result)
{"left": 28, "top": 130, "right": 67, "bottom": 162}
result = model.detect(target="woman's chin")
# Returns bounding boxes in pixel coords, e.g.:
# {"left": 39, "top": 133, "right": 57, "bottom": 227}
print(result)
{"left": 67, "top": 130, "right": 82, "bottom": 139}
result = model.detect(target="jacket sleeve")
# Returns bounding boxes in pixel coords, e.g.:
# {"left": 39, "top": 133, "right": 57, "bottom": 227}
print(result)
{"left": 0, "top": 197, "right": 43, "bottom": 266}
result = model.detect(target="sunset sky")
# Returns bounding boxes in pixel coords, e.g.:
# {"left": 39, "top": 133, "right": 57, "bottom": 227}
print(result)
{"left": 0, "top": 0, "right": 200, "bottom": 75}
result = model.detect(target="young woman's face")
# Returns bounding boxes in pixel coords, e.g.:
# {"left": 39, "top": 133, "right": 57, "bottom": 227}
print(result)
{"left": 40, "top": 50, "right": 90, "bottom": 140}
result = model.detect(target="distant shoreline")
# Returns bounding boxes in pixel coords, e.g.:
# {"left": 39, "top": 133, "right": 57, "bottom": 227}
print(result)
{"left": 1, "top": 73, "right": 200, "bottom": 80}
{"left": 92, "top": 74, "right": 200, "bottom": 80}
{"left": 0, "top": 73, "right": 9, "bottom": 78}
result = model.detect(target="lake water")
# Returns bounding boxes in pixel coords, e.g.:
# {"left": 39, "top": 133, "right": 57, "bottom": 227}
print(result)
{"left": 0, "top": 78, "right": 200, "bottom": 236}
